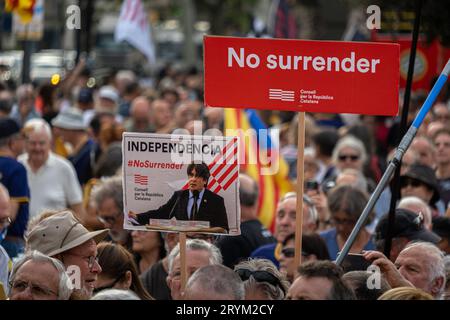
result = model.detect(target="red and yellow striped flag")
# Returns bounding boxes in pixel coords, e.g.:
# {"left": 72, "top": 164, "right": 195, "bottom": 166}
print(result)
{"left": 224, "top": 108, "right": 293, "bottom": 231}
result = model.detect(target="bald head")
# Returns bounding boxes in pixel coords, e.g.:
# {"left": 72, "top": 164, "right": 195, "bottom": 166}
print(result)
{"left": 0, "top": 183, "right": 10, "bottom": 222}
{"left": 239, "top": 174, "right": 258, "bottom": 221}
{"left": 130, "top": 97, "right": 151, "bottom": 118}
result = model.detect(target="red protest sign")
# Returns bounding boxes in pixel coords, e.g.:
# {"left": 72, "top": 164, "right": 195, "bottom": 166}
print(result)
{"left": 204, "top": 36, "right": 400, "bottom": 116}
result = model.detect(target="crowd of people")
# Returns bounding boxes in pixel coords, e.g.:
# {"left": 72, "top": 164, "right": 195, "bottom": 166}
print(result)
{"left": 0, "top": 58, "right": 450, "bottom": 300}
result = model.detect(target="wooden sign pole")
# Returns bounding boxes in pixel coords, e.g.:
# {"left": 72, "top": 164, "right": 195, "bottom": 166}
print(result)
{"left": 179, "top": 232, "right": 187, "bottom": 292}
{"left": 294, "top": 112, "right": 306, "bottom": 270}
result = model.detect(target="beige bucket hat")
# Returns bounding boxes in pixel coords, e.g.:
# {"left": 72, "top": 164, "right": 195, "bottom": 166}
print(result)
{"left": 27, "top": 210, "right": 109, "bottom": 257}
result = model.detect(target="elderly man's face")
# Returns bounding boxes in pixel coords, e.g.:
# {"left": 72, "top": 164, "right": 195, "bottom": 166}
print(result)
{"left": 9, "top": 260, "right": 59, "bottom": 300}
{"left": 395, "top": 246, "right": 439, "bottom": 296}
{"left": 26, "top": 130, "right": 51, "bottom": 165}
{"left": 275, "top": 198, "right": 296, "bottom": 243}
{"left": 275, "top": 198, "right": 313, "bottom": 242}
{"left": 167, "top": 249, "right": 211, "bottom": 300}
{"left": 60, "top": 239, "right": 101, "bottom": 298}
{"left": 286, "top": 276, "right": 333, "bottom": 300}
{"left": 97, "top": 197, "right": 127, "bottom": 243}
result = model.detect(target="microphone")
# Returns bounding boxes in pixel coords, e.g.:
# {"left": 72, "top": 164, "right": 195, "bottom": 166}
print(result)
{"left": 168, "top": 193, "right": 182, "bottom": 219}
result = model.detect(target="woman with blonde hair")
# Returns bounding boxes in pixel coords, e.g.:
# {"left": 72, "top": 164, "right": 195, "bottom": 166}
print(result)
{"left": 378, "top": 287, "right": 434, "bottom": 300}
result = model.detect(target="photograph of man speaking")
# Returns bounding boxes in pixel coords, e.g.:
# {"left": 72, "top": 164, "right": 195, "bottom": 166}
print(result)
{"left": 129, "top": 162, "right": 229, "bottom": 233}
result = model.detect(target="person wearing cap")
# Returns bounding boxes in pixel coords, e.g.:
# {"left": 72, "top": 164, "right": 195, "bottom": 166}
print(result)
{"left": 76, "top": 87, "right": 95, "bottom": 127}
{"left": 363, "top": 241, "right": 446, "bottom": 299}
{"left": 400, "top": 163, "right": 445, "bottom": 216}
{"left": 374, "top": 208, "right": 442, "bottom": 262}
{"left": 432, "top": 216, "right": 450, "bottom": 254}
{"left": 433, "top": 128, "right": 450, "bottom": 211}
{"left": 52, "top": 108, "right": 99, "bottom": 186}
{"left": 27, "top": 210, "right": 108, "bottom": 299}
{"left": 18, "top": 118, "right": 84, "bottom": 220}
{"left": 0, "top": 118, "right": 30, "bottom": 258}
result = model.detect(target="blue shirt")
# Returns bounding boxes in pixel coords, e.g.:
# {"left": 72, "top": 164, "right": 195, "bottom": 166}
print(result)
{"left": 250, "top": 243, "right": 279, "bottom": 268}
{"left": 0, "top": 156, "right": 30, "bottom": 238}
{"left": 187, "top": 189, "right": 205, "bottom": 219}
{"left": 319, "top": 228, "right": 375, "bottom": 261}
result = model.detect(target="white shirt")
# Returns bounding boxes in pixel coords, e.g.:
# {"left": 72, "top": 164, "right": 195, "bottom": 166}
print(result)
{"left": 18, "top": 152, "right": 83, "bottom": 219}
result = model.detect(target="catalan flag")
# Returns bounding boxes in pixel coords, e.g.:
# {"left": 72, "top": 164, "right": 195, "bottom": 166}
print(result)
{"left": 224, "top": 108, "right": 293, "bottom": 231}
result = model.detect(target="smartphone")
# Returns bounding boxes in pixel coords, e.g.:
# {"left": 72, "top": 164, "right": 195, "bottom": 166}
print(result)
{"left": 305, "top": 180, "right": 319, "bottom": 191}
{"left": 339, "top": 253, "right": 372, "bottom": 272}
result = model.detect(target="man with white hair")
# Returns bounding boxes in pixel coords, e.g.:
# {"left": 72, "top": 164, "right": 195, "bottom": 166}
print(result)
{"left": 364, "top": 242, "right": 446, "bottom": 299}
{"left": 18, "top": 119, "right": 83, "bottom": 219}
{"left": 8, "top": 250, "right": 73, "bottom": 300}
{"left": 166, "top": 239, "right": 222, "bottom": 300}
{"left": 398, "top": 196, "right": 433, "bottom": 230}
{"left": 10, "top": 84, "right": 39, "bottom": 126}
{"left": 183, "top": 264, "right": 244, "bottom": 300}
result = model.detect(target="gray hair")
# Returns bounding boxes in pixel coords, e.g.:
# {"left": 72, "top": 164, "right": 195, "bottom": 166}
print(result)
{"left": 279, "top": 192, "right": 318, "bottom": 225}
{"left": 336, "top": 168, "right": 368, "bottom": 192}
{"left": 91, "top": 176, "right": 123, "bottom": 211}
{"left": 91, "top": 289, "right": 141, "bottom": 300}
{"left": 23, "top": 118, "right": 52, "bottom": 140}
{"left": 186, "top": 265, "right": 245, "bottom": 300}
{"left": 234, "top": 258, "right": 290, "bottom": 300}
{"left": 332, "top": 135, "right": 367, "bottom": 165}
{"left": 402, "top": 242, "right": 446, "bottom": 296}
{"left": 168, "top": 239, "right": 222, "bottom": 274}
{"left": 398, "top": 196, "right": 432, "bottom": 229}
{"left": 10, "top": 250, "right": 72, "bottom": 300}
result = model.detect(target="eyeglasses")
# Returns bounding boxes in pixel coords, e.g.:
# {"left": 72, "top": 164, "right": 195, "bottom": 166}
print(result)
{"left": 280, "top": 248, "right": 309, "bottom": 258}
{"left": 400, "top": 178, "right": 425, "bottom": 189}
{"left": 63, "top": 253, "right": 99, "bottom": 270}
{"left": 331, "top": 217, "right": 356, "bottom": 226}
{"left": 338, "top": 154, "right": 360, "bottom": 162}
{"left": 9, "top": 280, "right": 57, "bottom": 298}
{"left": 97, "top": 212, "right": 122, "bottom": 225}
{"left": 235, "top": 269, "right": 285, "bottom": 295}
{"left": 0, "top": 217, "right": 11, "bottom": 229}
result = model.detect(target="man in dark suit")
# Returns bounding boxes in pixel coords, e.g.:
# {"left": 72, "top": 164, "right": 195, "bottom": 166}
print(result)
{"left": 129, "top": 162, "right": 229, "bottom": 233}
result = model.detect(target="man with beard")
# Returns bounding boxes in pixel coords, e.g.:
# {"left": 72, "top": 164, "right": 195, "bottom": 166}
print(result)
{"left": 27, "top": 210, "right": 108, "bottom": 299}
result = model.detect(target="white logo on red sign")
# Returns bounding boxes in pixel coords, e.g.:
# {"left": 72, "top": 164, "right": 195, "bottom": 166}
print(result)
{"left": 269, "top": 88, "right": 295, "bottom": 102}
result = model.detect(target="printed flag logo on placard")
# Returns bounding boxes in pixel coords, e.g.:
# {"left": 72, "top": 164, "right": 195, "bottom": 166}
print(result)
{"left": 134, "top": 174, "right": 148, "bottom": 186}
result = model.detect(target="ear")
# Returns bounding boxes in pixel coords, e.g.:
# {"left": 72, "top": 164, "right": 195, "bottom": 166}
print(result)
{"left": 124, "top": 270, "right": 132, "bottom": 288}
{"left": 430, "top": 276, "right": 444, "bottom": 296}
{"left": 166, "top": 275, "right": 172, "bottom": 289}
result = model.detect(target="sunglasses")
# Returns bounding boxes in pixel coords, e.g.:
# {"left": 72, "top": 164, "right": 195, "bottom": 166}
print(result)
{"left": 235, "top": 269, "right": 285, "bottom": 295}
{"left": 338, "top": 154, "right": 360, "bottom": 161}
{"left": 400, "top": 178, "right": 425, "bottom": 189}
{"left": 281, "top": 247, "right": 309, "bottom": 258}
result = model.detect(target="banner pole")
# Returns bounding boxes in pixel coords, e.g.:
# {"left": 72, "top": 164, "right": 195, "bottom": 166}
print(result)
{"left": 294, "top": 112, "right": 306, "bottom": 270}
{"left": 179, "top": 232, "right": 187, "bottom": 293}
{"left": 336, "top": 59, "right": 450, "bottom": 266}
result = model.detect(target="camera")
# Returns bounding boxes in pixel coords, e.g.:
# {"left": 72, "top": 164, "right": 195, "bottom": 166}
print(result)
{"left": 305, "top": 180, "right": 319, "bottom": 191}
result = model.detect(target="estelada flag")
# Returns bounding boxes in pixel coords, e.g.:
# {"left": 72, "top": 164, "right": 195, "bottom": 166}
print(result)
{"left": 204, "top": 36, "right": 399, "bottom": 116}
{"left": 224, "top": 108, "right": 293, "bottom": 231}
